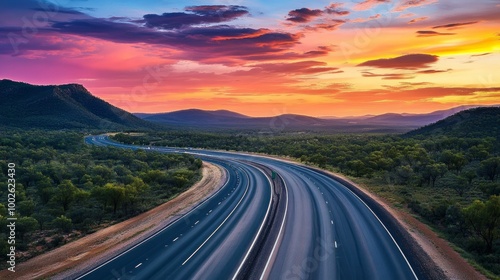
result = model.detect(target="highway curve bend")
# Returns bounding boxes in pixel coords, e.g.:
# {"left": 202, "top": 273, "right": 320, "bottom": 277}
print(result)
{"left": 81, "top": 135, "right": 437, "bottom": 280}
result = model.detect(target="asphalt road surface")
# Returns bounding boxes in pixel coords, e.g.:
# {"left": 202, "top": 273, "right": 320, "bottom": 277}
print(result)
{"left": 81, "top": 135, "right": 419, "bottom": 280}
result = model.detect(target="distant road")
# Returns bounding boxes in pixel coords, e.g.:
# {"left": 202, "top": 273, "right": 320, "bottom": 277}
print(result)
{"left": 81, "top": 135, "right": 420, "bottom": 279}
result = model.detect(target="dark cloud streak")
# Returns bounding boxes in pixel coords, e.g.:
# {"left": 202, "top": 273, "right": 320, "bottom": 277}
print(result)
{"left": 416, "top": 30, "right": 455, "bottom": 37}
{"left": 358, "top": 54, "right": 439, "bottom": 69}
{"left": 432, "top": 21, "right": 478, "bottom": 29}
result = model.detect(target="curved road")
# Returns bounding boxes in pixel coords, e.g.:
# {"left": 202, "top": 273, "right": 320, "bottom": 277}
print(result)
{"left": 82, "top": 135, "right": 420, "bottom": 280}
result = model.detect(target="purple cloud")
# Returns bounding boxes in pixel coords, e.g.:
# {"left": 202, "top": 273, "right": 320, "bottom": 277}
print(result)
{"left": 137, "top": 5, "right": 249, "bottom": 30}
{"left": 286, "top": 8, "right": 323, "bottom": 23}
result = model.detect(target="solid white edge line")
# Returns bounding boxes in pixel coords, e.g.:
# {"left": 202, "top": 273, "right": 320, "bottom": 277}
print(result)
{"left": 345, "top": 186, "right": 419, "bottom": 280}
{"left": 181, "top": 167, "right": 251, "bottom": 266}
{"left": 311, "top": 169, "right": 419, "bottom": 280}
{"left": 76, "top": 138, "right": 231, "bottom": 280}
{"left": 231, "top": 165, "right": 274, "bottom": 280}
{"left": 259, "top": 173, "right": 289, "bottom": 280}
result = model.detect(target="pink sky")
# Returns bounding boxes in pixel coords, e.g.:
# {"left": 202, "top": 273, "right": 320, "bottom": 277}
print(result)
{"left": 1, "top": 0, "right": 499, "bottom": 116}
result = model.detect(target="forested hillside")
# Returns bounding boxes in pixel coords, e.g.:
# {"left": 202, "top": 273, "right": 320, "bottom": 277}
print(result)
{"left": 406, "top": 107, "right": 500, "bottom": 139}
{"left": 0, "top": 80, "right": 157, "bottom": 130}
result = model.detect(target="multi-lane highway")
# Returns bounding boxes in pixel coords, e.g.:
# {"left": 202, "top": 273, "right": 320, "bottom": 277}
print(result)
{"left": 82, "top": 135, "right": 421, "bottom": 279}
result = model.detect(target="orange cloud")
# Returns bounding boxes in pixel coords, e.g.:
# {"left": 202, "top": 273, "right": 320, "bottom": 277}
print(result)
{"left": 353, "top": 0, "right": 390, "bottom": 11}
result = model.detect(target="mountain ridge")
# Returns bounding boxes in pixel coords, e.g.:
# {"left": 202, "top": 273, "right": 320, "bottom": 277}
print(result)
{"left": 405, "top": 106, "right": 500, "bottom": 138}
{"left": 0, "top": 79, "right": 156, "bottom": 130}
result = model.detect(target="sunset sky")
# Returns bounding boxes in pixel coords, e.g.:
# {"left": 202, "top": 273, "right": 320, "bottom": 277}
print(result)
{"left": 0, "top": 0, "right": 499, "bottom": 117}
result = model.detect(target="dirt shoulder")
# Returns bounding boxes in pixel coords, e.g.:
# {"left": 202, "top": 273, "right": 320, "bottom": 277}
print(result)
{"left": 0, "top": 162, "right": 225, "bottom": 280}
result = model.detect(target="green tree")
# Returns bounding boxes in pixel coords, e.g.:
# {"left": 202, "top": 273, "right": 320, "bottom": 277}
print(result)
{"left": 52, "top": 215, "right": 73, "bottom": 233}
{"left": 479, "top": 157, "right": 500, "bottom": 181}
{"left": 17, "top": 217, "right": 39, "bottom": 241}
{"left": 37, "top": 175, "right": 54, "bottom": 204}
{"left": 424, "top": 163, "right": 448, "bottom": 188}
{"left": 104, "top": 183, "right": 126, "bottom": 214}
{"left": 440, "top": 150, "right": 466, "bottom": 173}
{"left": 394, "top": 165, "right": 414, "bottom": 185}
{"left": 32, "top": 213, "right": 53, "bottom": 230}
{"left": 18, "top": 200, "right": 35, "bottom": 216}
{"left": 123, "top": 177, "right": 148, "bottom": 214}
{"left": 457, "top": 169, "right": 478, "bottom": 197}
{"left": 347, "top": 160, "right": 365, "bottom": 177}
{"left": 463, "top": 195, "right": 500, "bottom": 253}
{"left": 367, "top": 151, "right": 394, "bottom": 171}
{"left": 467, "top": 145, "right": 489, "bottom": 161}
{"left": 91, "top": 186, "right": 109, "bottom": 211}
{"left": 53, "top": 180, "right": 78, "bottom": 211}
{"left": 479, "top": 182, "right": 500, "bottom": 196}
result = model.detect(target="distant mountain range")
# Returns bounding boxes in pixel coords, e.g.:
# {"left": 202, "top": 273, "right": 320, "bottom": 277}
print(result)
{"left": 1, "top": 79, "right": 497, "bottom": 133}
{"left": 0, "top": 79, "right": 154, "bottom": 130}
{"left": 134, "top": 105, "right": 496, "bottom": 133}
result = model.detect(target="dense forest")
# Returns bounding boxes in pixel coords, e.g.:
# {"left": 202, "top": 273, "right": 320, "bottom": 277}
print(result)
{"left": 112, "top": 130, "right": 500, "bottom": 276}
{"left": 0, "top": 130, "right": 201, "bottom": 265}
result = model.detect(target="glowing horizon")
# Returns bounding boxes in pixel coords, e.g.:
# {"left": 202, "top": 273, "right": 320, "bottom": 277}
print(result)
{"left": 1, "top": 0, "right": 499, "bottom": 117}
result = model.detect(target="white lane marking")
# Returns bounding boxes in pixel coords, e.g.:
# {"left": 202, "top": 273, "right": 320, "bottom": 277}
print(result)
{"left": 173, "top": 237, "right": 179, "bottom": 242}
{"left": 135, "top": 263, "right": 142, "bottom": 268}
{"left": 260, "top": 175, "right": 289, "bottom": 280}
{"left": 233, "top": 165, "right": 274, "bottom": 279}
{"left": 194, "top": 220, "right": 199, "bottom": 225}
{"left": 182, "top": 172, "right": 251, "bottom": 266}
{"left": 334, "top": 241, "right": 337, "bottom": 248}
